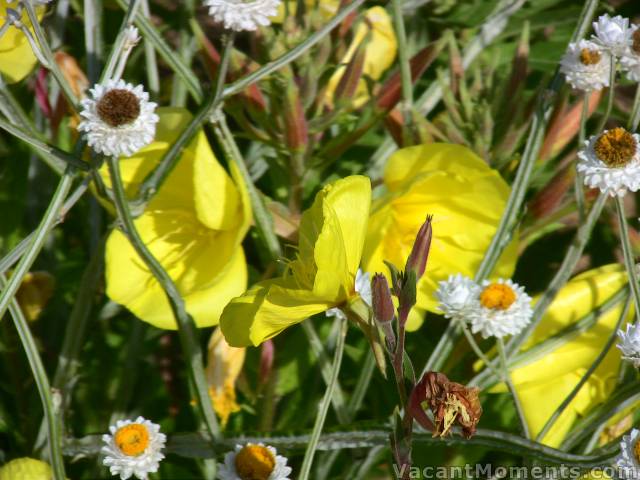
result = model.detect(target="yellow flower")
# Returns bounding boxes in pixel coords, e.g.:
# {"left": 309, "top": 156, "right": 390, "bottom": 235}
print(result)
{"left": 221, "top": 175, "right": 371, "bottom": 347}
{"left": 362, "top": 143, "right": 518, "bottom": 331}
{"left": 0, "top": 2, "right": 42, "bottom": 83}
{"left": 206, "top": 327, "right": 245, "bottom": 427}
{"left": 500, "top": 264, "right": 631, "bottom": 447}
{"left": 0, "top": 458, "right": 52, "bottom": 480}
{"left": 325, "top": 6, "right": 397, "bottom": 108}
{"left": 16, "top": 271, "right": 55, "bottom": 321}
{"left": 101, "top": 108, "right": 251, "bottom": 329}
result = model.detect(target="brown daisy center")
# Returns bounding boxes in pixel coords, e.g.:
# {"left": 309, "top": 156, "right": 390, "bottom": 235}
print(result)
{"left": 579, "top": 48, "right": 601, "bottom": 66}
{"left": 633, "top": 29, "right": 640, "bottom": 55}
{"left": 594, "top": 127, "right": 637, "bottom": 168}
{"left": 96, "top": 88, "right": 141, "bottom": 127}
{"left": 235, "top": 444, "right": 275, "bottom": 480}
{"left": 114, "top": 424, "right": 149, "bottom": 457}
{"left": 479, "top": 283, "right": 516, "bottom": 310}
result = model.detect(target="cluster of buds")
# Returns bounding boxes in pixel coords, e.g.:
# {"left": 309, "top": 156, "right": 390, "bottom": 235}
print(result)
{"left": 408, "top": 371, "right": 482, "bottom": 439}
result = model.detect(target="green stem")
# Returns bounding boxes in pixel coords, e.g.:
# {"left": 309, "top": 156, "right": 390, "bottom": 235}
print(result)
{"left": 211, "top": 115, "right": 282, "bottom": 259}
{"left": 0, "top": 117, "right": 88, "bottom": 171}
{"left": 1, "top": 275, "right": 66, "bottom": 480}
{"left": 535, "top": 293, "right": 631, "bottom": 443}
{"left": 23, "top": 2, "right": 79, "bottom": 110}
{"left": 497, "top": 338, "right": 529, "bottom": 438}
{"left": 101, "top": 0, "right": 144, "bottom": 83}
{"left": 505, "top": 192, "right": 607, "bottom": 357}
{"left": 615, "top": 197, "right": 640, "bottom": 323}
{"left": 135, "top": 34, "right": 234, "bottom": 205}
{"left": 301, "top": 320, "right": 349, "bottom": 424}
{"left": 105, "top": 156, "right": 221, "bottom": 443}
{"left": 458, "top": 319, "right": 503, "bottom": 381}
{"left": 629, "top": 83, "right": 640, "bottom": 132}
{"left": 575, "top": 94, "right": 589, "bottom": 222}
{"left": 298, "top": 319, "right": 347, "bottom": 480}
{"left": 595, "top": 56, "right": 616, "bottom": 133}
{"left": 390, "top": 0, "right": 414, "bottom": 135}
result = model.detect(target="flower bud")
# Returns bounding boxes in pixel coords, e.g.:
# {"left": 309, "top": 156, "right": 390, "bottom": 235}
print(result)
{"left": 372, "top": 273, "right": 396, "bottom": 352}
{"left": 404, "top": 215, "right": 433, "bottom": 281}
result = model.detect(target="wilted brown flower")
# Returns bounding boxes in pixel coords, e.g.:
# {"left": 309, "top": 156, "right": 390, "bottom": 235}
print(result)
{"left": 408, "top": 371, "right": 482, "bottom": 438}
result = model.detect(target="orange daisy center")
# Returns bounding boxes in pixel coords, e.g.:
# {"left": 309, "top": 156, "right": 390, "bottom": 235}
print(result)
{"left": 594, "top": 128, "right": 637, "bottom": 168}
{"left": 114, "top": 424, "right": 150, "bottom": 457}
{"left": 579, "top": 48, "right": 601, "bottom": 65}
{"left": 480, "top": 283, "right": 516, "bottom": 310}
{"left": 235, "top": 444, "right": 276, "bottom": 480}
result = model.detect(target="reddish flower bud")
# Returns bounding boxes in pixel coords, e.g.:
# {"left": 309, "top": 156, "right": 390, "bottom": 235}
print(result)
{"left": 405, "top": 215, "right": 433, "bottom": 281}
{"left": 283, "top": 82, "right": 308, "bottom": 152}
{"left": 372, "top": 274, "right": 395, "bottom": 324}
{"left": 408, "top": 371, "right": 482, "bottom": 438}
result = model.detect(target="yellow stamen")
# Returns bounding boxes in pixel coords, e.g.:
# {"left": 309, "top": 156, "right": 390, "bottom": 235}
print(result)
{"left": 114, "top": 424, "right": 150, "bottom": 457}
{"left": 579, "top": 48, "right": 601, "bottom": 65}
{"left": 594, "top": 128, "right": 637, "bottom": 168}
{"left": 235, "top": 444, "right": 276, "bottom": 480}
{"left": 480, "top": 283, "right": 516, "bottom": 310}
{"left": 634, "top": 439, "right": 640, "bottom": 463}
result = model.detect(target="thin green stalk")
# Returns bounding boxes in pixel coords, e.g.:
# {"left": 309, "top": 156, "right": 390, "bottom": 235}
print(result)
{"left": 221, "top": 0, "right": 367, "bottom": 100}
{"left": 0, "top": 277, "right": 67, "bottom": 480}
{"left": 105, "top": 156, "right": 221, "bottom": 443}
{"left": 301, "top": 321, "right": 349, "bottom": 424}
{"left": 505, "top": 192, "right": 608, "bottom": 357}
{"left": 0, "top": 117, "right": 88, "bottom": 171}
{"left": 83, "top": 0, "right": 104, "bottom": 83}
{"left": 390, "top": 0, "right": 414, "bottom": 133}
{"left": 66, "top": 426, "right": 620, "bottom": 467}
{"left": 298, "top": 319, "right": 347, "bottom": 480}
{"left": 575, "top": 94, "right": 589, "bottom": 221}
{"left": 535, "top": 294, "right": 631, "bottom": 443}
{"left": 595, "top": 56, "right": 616, "bottom": 133}
{"left": 140, "top": 0, "right": 160, "bottom": 95}
{"left": 23, "top": 2, "right": 79, "bottom": 110}
{"left": 629, "top": 83, "right": 640, "bottom": 132}
{"left": 0, "top": 178, "right": 90, "bottom": 276}
{"left": 135, "top": 33, "right": 234, "bottom": 205}
{"left": 458, "top": 318, "right": 503, "bottom": 381}
{"left": 211, "top": 115, "right": 282, "bottom": 259}
{"left": 615, "top": 197, "right": 640, "bottom": 323}
{"left": 497, "top": 338, "right": 529, "bottom": 438}
{"left": 34, "top": 240, "right": 105, "bottom": 454}
{"left": 0, "top": 167, "right": 74, "bottom": 322}
{"left": 101, "top": 0, "right": 144, "bottom": 83}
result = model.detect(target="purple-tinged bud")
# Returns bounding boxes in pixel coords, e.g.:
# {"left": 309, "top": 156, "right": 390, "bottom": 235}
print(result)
{"left": 372, "top": 274, "right": 395, "bottom": 324}
{"left": 405, "top": 215, "right": 433, "bottom": 281}
{"left": 372, "top": 273, "right": 396, "bottom": 352}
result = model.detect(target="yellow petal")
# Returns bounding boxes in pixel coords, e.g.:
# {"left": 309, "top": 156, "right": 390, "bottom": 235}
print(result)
{"left": 105, "top": 210, "right": 247, "bottom": 329}
{"left": 363, "top": 143, "right": 517, "bottom": 330}
{"left": 501, "top": 264, "right": 631, "bottom": 447}
{"left": 0, "top": 3, "right": 43, "bottom": 83}
{"left": 272, "top": 0, "right": 339, "bottom": 23}
{"left": 206, "top": 327, "right": 245, "bottom": 427}
{"left": 326, "top": 7, "right": 397, "bottom": 107}
{"left": 220, "top": 278, "right": 333, "bottom": 347}
{"left": 16, "top": 271, "right": 55, "bottom": 322}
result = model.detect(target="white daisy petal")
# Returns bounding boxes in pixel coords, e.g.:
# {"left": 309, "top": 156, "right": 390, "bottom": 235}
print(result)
{"left": 616, "top": 428, "right": 640, "bottom": 479}
{"left": 102, "top": 416, "right": 166, "bottom": 480}
{"left": 203, "top": 0, "right": 281, "bottom": 32}
{"left": 592, "top": 14, "right": 633, "bottom": 56}
{"left": 620, "top": 25, "right": 640, "bottom": 82}
{"left": 77, "top": 78, "right": 159, "bottom": 158}
{"left": 326, "top": 268, "right": 370, "bottom": 320}
{"left": 577, "top": 128, "right": 640, "bottom": 197}
{"left": 217, "top": 443, "right": 292, "bottom": 480}
{"left": 468, "top": 279, "right": 533, "bottom": 339}
{"left": 617, "top": 323, "right": 640, "bottom": 367}
{"left": 435, "top": 273, "right": 480, "bottom": 320}
{"left": 559, "top": 39, "right": 612, "bottom": 91}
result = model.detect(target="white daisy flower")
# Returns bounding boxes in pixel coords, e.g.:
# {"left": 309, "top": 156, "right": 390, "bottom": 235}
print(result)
{"left": 615, "top": 428, "right": 640, "bottom": 479}
{"left": 77, "top": 79, "right": 159, "bottom": 158}
{"left": 102, "top": 416, "right": 166, "bottom": 480}
{"left": 620, "top": 25, "right": 640, "bottom": 82}
{"left": 217, "top": 443, "right": 292, "bottom": 480}
{"left": 559, "top": 39, "right": 612, "bottom": 91}
{"left": 203, "top": 0, "right": 281, "bottom": 32}
{"left": 577, "top": 127, "right": 640, "bottom": 197}
{"left": 617, "top": 323, "right": 640, "bottom": 367}
{"left": 592, "top": 14, "right": 633, "bottom": 56}
{"left": 435, "top": 273, "right": 480, "bottom": 320}
{"left": 467, "top": 279, "right": 533, "bottom": 339}
{"left": 327, "top": 268, "right": 371, "bottom": 320}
